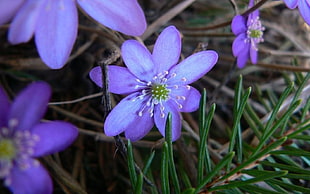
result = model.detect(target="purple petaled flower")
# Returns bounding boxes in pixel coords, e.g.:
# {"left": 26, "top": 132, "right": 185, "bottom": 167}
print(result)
{"left": 0, "top": 0, "right": 147, "bottom": 69}
{"left": 0, "top": 82, "right": 78, "bottom": 193}
{"left": 231, "top": 0, "right": 264, "bottom": 68}
{"left": 89, "top": 26, "right": 218, "bottom": 141}
{"left": 283, "top": 0, "right": 310, "bottom": 25}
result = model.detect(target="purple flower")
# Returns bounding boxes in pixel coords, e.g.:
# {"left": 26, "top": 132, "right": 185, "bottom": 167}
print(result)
{"left": 0, "top": 0, "right": 147, "bottom": 69}
{"left": 89, "top": 26, "right": 218, "bottom": 141}
{"left": 0, "top": 82, "right": 78, "bottom": 193}
{"left": 283, "top": 0, "right": 310, "bottom": 25}
{"left": 231, "top": 0, "right": 264, "bottom": 68}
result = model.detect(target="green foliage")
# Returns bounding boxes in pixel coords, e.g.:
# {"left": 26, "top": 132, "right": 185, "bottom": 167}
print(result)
{"left": 126, "top": 73, "right": 310, "bottom": 193}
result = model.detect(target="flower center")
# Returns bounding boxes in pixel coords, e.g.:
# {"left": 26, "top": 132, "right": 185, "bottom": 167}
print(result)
{"left": 151, "top": 84, "right": 170, "bottom": 101}
{"left": 0, "top": 120, "right": 40, "bottom": 181}
{"left": 249, "top": 29, "right": 262, "bottom": 38}
{"left": 133, "top": 71, "right": 188, "bottom": 118}
{"left": 246, "top": 16, "right": 264, "bottom": 50}
{"left": 0, "top": 139, "right": 16, "bottom": 160}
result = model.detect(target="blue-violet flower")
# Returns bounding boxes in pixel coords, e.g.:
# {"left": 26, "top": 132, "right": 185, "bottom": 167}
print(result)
{"left": 283, "top": 0, "right": 310, "bottom": 25}
{"left": 89, "top": 26, "right": 218, "bottom": 141}
{"left": 231, "top": 0, "right": 264, "bottom": 68}
{"left": 0, "top": 0, "right": 147, "bottom": 69}
{"left": 0, "top": 82, "right": 78, "bottom": 194}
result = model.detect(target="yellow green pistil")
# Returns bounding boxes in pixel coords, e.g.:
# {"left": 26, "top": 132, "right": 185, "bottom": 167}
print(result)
{"left": 0, "top": 139, "right": 16, "bottom": 160}
{"left": 249, "top": 29, "right": 262, "bottom": 38}
{"left": 151, "top": 84, "right": 170, "bottom": 101}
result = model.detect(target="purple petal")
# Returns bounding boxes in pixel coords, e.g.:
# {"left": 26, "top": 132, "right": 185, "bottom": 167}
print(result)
{"left": 35, "top": 0, "right": 78, "bottom": 69}
{"left": 0, "top": 0, "right": 24, "bottom": 25}
{"left": 124, "top": 113, "right": 154, "bottom": 141}
{"left": 154, "top": 102, "right": 181, "bottom": 141}
{"left": 77, "top": 0, "right": 146, "bottom": 36}
{"left": 0, "top": 86, "right": 11, "bottom": 127}
{"left": 168, "top": 50, "right": 218, "bottom": 85}
{"left": 248, "top": 0, "right": 255, "bottom": 7}
{"left": 31, "top": 121, "right": 78, "bottom": 157}
{"left": 122, "top": 40, "right": 155, "bottom": 81}
{"left": 108, "top": 65, "right": 143, "bottom": 94}
{"left": 9, "top": 82, "right": 51, "bottom": 131}
{"left": 170, "top": 86, "right": 201, "bottom": 112}
{"left": 231, "top": 15, "right": 247, "bottom": 35}
{"left": 283, "top": 0, "right": 298, "bottom": 9}
{"left": 152, "top": 26, "right": 181, "bottom": 73}
{"left": 7, "top": 161, "right": 52, "bottom": 194}
{"left": 248, "top": 10, "right": 259, "bottom": 25}
{"left": 104, "top": 93, "right": 150, "bottom": 136}
{"left": 236, "top": 44, "right": 250, "bottom": 68}
{"left": 298, "top": 0, "right": 310, "bottom": 25}
{"left": 89, "top": 66, "right": 103, "bottom": 87}
{"left": 250, "top": 47, "right": 258, "bottom": 64}
{"left": 232, "top": 33, "right": 247, "bottom": 57}
{"left": 8, "top": 0, "right": 44, "bottom": 44}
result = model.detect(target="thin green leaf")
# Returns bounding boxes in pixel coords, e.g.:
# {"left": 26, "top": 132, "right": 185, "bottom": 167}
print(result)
{"left": 266, "top": 179, "right": 310, "bottom": 193}
{"left": 199, "top": 89, "right": 207, "bottom": 135}
{"left": 209, "top": 170, "right": 287, "bottom": 191}
{"left": 239, "top": 184, "right": 283, "bottom": 194}
{"left": 195, "top": 152, "right": 235, "bottom": 193}
{"left": 161, "top": 142, "right": 170, "bottom": 194}
{"left": 242, "top": 169, "right": 288, "bottom": 177}
{"left": 229, "top": 84, "right": 251, "bottom": 165}
{"left": 221, "top": 137, "right": 287, "bottom": 181}
{"left": 181, "top": 188, "right": 195, "bottom": 194}
{"left": 273, "top": 154, "right": 301, "bottom": 168}
{"left": 301, "top": 97, "right": 310, "bottom": 122}
{"left": 287, "top": 123, "right": 310, "bottom": 139}
{"left": 260, "top": 161, "right": 310, "bottom": 174}
{"left": 243, "top": 103, "right": 262, "bottom": 137}
{"left": 252, "top": 100, "right": 301, "bottom": 156}
{"left": 261, "top": 82, "right": 294, "bottom": 139}
{"left": 143, "top": 151, "right": 155, "bottom": 175}
{"left": 291, "top": 135, "right": 310, "bottom": 141}
{"left": 198, "top": 102, "right": 215, "bottom": 183}
{"left": 165, "top": 113, "right": 180, "bottom": 193}
{"left": 284, "top": 173, "right": 310, "bottom": 180}
{"left": 270, "top": 148, "right": 310, "bottom": 157}
{"left": 254, "top": 84, "right": 272, "bottom": 111}
{"left": 127, "top": 140, "right": 137, "bottom": 189}
{"left": 134, "top": 173, "right": 144, "bottom": 194}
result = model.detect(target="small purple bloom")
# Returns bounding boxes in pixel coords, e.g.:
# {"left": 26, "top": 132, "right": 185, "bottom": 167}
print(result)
{"left": 231, "top": 0, "right": 264, "bottom": 68}
{"left": 0, "top": 0, "right": 147, "bottom": 69}
{"left": 0, "top": 82, "right": 78, "bottom": 194}
{"left": 283, "top": 0, "right": 310, "bottom": 25}
{"left": 89, "top": 26, "right": 218, "bottom": 141}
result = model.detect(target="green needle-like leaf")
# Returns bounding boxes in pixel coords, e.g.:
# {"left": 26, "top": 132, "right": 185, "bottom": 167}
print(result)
{"left": 134, "top": 173, "right": 144, "bottom": 194}
{"left": 143, "top": 151, "right": 155, "bottom": 175}
{"left": 266, "top": 178, "right": 310, "bottom": 193}
{"left": 252, "top": 99, "right": 301, "bottom": 156}
{"left": 161, "top": 142, "right": 170, "bottom": 194}
{"left": 261, "top": 83, "right": 294, "bottom": 138}
{"left": 127, "top": 140, "right": 137, "bottom": 190}
{"left": 195, "top": 152, "right": 235, "bottom": 193}
{"left": 197, "top": 91, "right": 215, "bottom": 184}
{"left": 165, "top": 113, "right": 180, "bottom": 193}
{"left": 221, "top": 137, "right": 287, "bottom": 181}
{"left": 209, "top": 170, "right": 287, "bottom": 191}
{"left": 261, "top": 161, "right": 310, "bottom": 174}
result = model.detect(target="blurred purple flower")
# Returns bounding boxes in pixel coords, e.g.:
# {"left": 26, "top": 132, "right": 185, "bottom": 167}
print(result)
{"left": 89, "top": 26, "right": 218, "bottom": 141}
{"left": 231, "top": 0, "right": 264, "bottom": 68}
{"left": 0, "top": 82, "right": 78, "bottom": 194}
{"left": 283, "top": 0, "right": 310, "bottom": 25}
{"left": 0, "top": 0, "right": 147, "bottom": 69}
